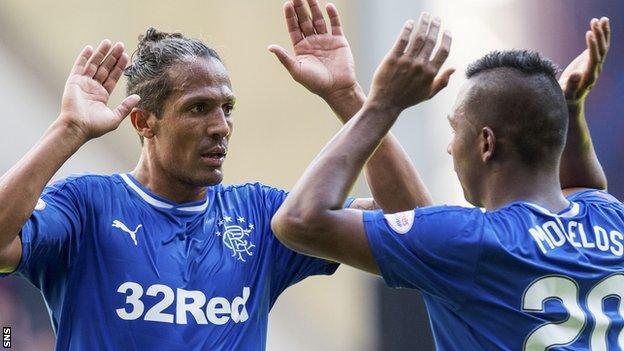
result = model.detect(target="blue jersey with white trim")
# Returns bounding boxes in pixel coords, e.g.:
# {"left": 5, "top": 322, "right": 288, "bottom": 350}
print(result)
{"left": 364, "top": 189, "right": 624, "bottom": 350}
{"left": 2, "top": 173, "right": 338, "bottom": 351}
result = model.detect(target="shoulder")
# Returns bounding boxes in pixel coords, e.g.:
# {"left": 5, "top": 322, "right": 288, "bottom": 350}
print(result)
{"left": 566, "top": 188, "right": 621, "bottom": 205}
{"left": 47, "top": 173, "right": 117, "bottom": 193}
{"left": 218, "top": 182, "right": 287, "bottom": 201}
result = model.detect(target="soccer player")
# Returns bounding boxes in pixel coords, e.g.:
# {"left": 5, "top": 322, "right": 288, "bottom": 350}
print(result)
{"left": 272, "top": 15, "right": 618, "bottom": 350}
{"left": 0, "top": 2, "right": 430, "bottom": 350}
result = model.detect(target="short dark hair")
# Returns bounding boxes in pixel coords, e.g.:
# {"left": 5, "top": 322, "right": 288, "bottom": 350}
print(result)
{"left": 464, "top": 50, "right": 568, "bottom": 167}
{"left": 466, "top": 50, "right": 559, "bottom": 79}
{"left": 124, "top": 27, "right": 221, "bottom": 117}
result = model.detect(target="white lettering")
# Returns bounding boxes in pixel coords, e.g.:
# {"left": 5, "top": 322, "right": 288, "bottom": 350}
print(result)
{"left": 566, "top": 221, "right": 582, "bottom": 247}
{"left": 529, "top": 226, "right": 554, "bottom": 254}
{"left": 610, "top": 231, "right": 624, "bottom": 257}
{"left": 177, "top": 288, "right": 207, "bottom": 324}
{"left": 594, "top": 226, "right": 610, "bottom": 252}
{"left": 115, "top": 283, "right": 250, "bottom": 325}
{"left": 206, "top": 297, "right": 231, "bottom": 325}
{"left": 543, "top": 221, "right": 566, "bottom": 247}
{"left": 578, "top": 223, "right": 595, "bottom": 248}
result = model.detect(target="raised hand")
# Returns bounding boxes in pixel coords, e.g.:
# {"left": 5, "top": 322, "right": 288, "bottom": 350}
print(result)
{"left": 368, "top": 13, "right": 453, "bottom": 113}
{"left": 59, "top": 40, "right": 140, "bottom": 141}
{"left": 559, "top": 17, "right": 610, "bottom": 105}
{"left": 268, "top": 0, "right": 357, "bottom": 100}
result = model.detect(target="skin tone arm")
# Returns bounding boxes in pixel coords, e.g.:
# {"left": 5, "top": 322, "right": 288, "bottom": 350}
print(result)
{"left": 271, "top": 14, "right": 453, "bottom": 274}
{"left": 269, "top": 0, "right": 438, "bottom": 211}
{"left": 0, "top": 41, "right": 140, "bottom": 273}
{"left": 559, "top": 17, "right": 609, "bottom": 195}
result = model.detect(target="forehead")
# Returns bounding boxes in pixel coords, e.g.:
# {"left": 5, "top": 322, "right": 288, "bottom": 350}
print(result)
{"left": 167, "top": 57, "right": 233, "bottom": 102}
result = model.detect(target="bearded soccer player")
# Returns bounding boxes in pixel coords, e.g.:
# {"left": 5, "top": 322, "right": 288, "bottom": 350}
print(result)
{"left": 0, "top": 1, "right": 431, "bottom": 350}
{"left": 273, "top": 14, "right": 619, "bottom": 350}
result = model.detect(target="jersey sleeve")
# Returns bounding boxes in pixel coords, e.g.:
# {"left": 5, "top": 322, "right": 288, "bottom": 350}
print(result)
{"left": 363, "top": 205, "right": 484, "bottom": 307}
{"left": 2, "top": 176, "right": 86, "bottom": 288}
{"left": 260, "top": 186, "right": 342, "bottom": 295}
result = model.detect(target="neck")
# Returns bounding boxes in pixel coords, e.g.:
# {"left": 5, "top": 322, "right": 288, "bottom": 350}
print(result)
{"left": 480, "top": 164, "right": 569, "bottom": 212}
{"left": 131, "top": 151, "right": 207, "bottom": 204}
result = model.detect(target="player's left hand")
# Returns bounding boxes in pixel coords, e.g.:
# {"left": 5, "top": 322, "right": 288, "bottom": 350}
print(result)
{"left": 559, "top": 17, "right": 610, "bottom": 106}
{"left": 268, "top": 0, "right": 358, "bottom": 100}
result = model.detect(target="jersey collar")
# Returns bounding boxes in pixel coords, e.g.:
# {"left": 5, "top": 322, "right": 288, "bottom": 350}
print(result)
{"left": 119, "top": 173, "right": 209, "bottom": 213}
{"left": 523, "top": 201, "right": 580, "bottom": 218}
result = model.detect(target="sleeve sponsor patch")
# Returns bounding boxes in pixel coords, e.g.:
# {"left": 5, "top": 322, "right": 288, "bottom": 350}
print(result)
{"left": 383, "top": 210, "right": 415, "bottom": 234}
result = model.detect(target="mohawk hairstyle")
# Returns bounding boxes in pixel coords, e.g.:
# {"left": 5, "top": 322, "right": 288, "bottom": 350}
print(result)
{"left": 466, "top": 50, "right": 559, "bottom": 81}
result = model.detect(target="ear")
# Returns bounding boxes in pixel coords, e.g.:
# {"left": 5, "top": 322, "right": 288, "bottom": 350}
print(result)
{"left": 480, "top": 126, "right": 496, "bottom": 163}
{"left": 130, "top": 108, "right": 157, "bottom": 140}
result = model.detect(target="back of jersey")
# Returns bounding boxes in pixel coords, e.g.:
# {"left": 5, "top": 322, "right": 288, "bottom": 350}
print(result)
{"left": 474, "top": 189, "right": 624, "bottom": 350}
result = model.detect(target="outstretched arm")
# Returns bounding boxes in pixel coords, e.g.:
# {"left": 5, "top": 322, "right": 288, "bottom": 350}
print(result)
{"left": 269, "top": 0, "right": 437, "bottom": 211}
{"left": 272, "top": 14, "right": 453, "bottom": 273}
{"left": 559, "top": 17, "right": 609, "bottom": 194}
{"left": 0, "top": 41, "right": 140, "bottom": 272}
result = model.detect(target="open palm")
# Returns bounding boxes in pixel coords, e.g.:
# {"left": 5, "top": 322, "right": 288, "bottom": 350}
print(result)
{"left": 559, "top": 18, "right": 609, "bottom": 104}
{"left": 269, "top": 0, "right": 357, "bottom": 99}
{"left": 60, "top": 40, "right": 140, "bottom": 140}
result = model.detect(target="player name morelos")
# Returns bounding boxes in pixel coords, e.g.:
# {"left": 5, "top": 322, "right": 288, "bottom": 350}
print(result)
{"left": 529, "top": 220, "right": 624, "bottom": 256}
{"left": 116, "top": 282, "right": 250, "bottom": 325}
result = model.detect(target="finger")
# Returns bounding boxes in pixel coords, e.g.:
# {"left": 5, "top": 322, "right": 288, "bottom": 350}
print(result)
{"left": 293, "top": 0, "right": 316, "bottom": 37}
{"left": 431, "top": 30, "right": 452, "bottom": 69}
{"left": 391, "top": 20, "right": 415, "bottom": 55}
{"left": 268, "top": 45, "right": 297, "bottom": 72}
{"left": 113, "top": 94, "right": 141, "bottom": 122}
{"left": 103, "top": 52, "right": 130, "bottom": 94}
{"left": 419, "top": 16, "right": 441, "bottom": 59}
{"left": 307, "top": 0, "right": 327, "bottom": 34}
{"left": 84, "top": 39, "right": 112, "bottom": 77}
{"left": 585, "top": 31, "right": 599, "bottom": 85}
{"left": 430, "top": 68, "right": 455, "bottom": 98}
{"left": 591, "top": 18, "right": 607, "bottom": 57}
{"left": 326, "top": 3, "right": 344, "bottom": 36}
{"left": 601, "top": 17, "right": 610, "bottom": 53}
{"left": 563, "top": 72, "right": 583, "bottom": 97}
{"left": 70, "top": 46, "right": 94, "bottom": 75}
{"left": 94, "top": 42, "right": 124, "bottom": 84}
{"left": 407, "top": 13, "right": 431, "bottom": 57}
{"left": 284, "top": 2, "right": 304, "bottom": 45}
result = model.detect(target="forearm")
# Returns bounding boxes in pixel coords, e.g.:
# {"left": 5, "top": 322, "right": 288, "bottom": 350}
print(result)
{"left": 560, "top": 102, "right": 607, "bottom": 190}
{"left": 279, "top": 102, "right": 400, "bottom": 223}
{"left": 326, "top": 88, "right": 432, "bottom": 211}
{"left": 0, "top": 119, "right": 86, "bottom": 249}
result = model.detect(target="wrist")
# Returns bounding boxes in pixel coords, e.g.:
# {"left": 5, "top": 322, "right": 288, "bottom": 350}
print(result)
{"left": 323, "top": 83, "right": 365, "bottom": 107}
{"left": 361, "top": 99, "right": 402, "bottom": 121}
{"left": 51, "top": 117, "right": 90, "bottom": 146}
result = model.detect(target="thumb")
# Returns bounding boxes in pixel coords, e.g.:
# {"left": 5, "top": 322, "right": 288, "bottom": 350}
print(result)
{"left": 113, "top": 94, "right": 141, "bottom": 122}
{"left": 430, "top": 68, "right": 455, "bottom": 98}
{"left": 563, "top": 72, "right": 583, "bottom": 97}
{"left": 268, "top": 45, "right": 297, "bottom": 72}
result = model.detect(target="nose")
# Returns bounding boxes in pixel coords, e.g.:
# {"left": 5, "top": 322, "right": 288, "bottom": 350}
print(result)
{"left": 447, "top": 142, "right": 452, "bottom": 156}
{"left": 209, "top": 110, "right": 231, "bottom": 139}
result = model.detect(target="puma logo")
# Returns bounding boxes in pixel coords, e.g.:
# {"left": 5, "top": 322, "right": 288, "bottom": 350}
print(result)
{"left": 112, "top": 220, "right": 142, "bottom": 246}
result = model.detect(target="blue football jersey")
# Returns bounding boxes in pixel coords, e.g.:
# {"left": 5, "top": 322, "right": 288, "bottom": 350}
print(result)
{"left": 1, "top": 173, "right": 340, "bottom": 350}
{"left": 364, "top": 189, "right": 624, "bottom": 350}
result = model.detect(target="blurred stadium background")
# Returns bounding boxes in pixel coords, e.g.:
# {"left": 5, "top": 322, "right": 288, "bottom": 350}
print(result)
{"left": 0, "top": 0, "right": 622, "bottom": 350}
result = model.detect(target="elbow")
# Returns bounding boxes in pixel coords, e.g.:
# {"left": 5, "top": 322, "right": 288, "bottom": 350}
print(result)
{"left": 271, "top": 207, "right": 325, "bottom": 255}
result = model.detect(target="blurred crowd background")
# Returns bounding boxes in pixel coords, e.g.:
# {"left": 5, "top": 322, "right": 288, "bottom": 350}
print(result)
{"left": 0, "top": 1, "right": 622, "bottom": 350}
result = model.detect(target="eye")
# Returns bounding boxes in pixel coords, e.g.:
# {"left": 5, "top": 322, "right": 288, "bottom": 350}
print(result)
{"left": 189, "top": 103, "right": 206, "bottom": 114}
{"left": 223, "top": 103, "right": 235, "bottom": 116}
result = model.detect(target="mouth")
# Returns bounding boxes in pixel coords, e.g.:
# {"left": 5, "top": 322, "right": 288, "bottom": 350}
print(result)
{"left": 200, "top": 148, "right": 227, "bottom": 167}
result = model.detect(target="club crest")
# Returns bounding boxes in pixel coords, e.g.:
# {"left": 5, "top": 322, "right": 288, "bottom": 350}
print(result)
{"left": 216, "top": 215, "right": 255, "bottom": 262}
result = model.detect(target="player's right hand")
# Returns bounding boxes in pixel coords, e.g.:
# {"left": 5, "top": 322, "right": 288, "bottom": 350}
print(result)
{"left": 368, "top": 13, "right": 453, "bottom": 114}
{"left": 558, "top": 17, "right": 610, "bottom": 106}
{"left": 58, "top": 40, "right": 140, "bottom": 141}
